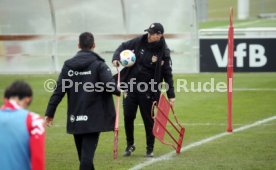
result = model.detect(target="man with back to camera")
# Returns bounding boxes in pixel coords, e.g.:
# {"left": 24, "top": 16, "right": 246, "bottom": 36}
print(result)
{"left": 45, "top": 32, "right": 120, "bottom": 170}
{"left": 0, "top": 80, "right": 45, "bottom": 170}
{"left": 112, "top": 23, "right": 175, "bottom": 157}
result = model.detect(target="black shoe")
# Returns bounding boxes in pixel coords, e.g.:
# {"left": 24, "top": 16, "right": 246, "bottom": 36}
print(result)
{"left": 123, "top": 145, "right": 136, "bottom": 156}
{"left": 145, "top": 149, "right": 154, "bottom": 157}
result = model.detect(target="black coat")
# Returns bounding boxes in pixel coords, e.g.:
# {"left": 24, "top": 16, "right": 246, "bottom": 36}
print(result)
{"left": 112, "top": 34, "right": 175, "bottom": 100}
{"left": 45, "top": 50, "right": 120, "bottom": 134}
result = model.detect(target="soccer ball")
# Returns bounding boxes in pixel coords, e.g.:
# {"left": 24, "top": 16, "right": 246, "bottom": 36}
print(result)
{"left": 119, "top": 50, "right": 136, "bottom": 67}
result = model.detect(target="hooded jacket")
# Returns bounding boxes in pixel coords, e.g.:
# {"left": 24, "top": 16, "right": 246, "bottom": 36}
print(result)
{"left": 112, "top": 34, "right": 175, "bottom": 100}
{"left": 46, "top": 50, "right": 119, "bottom": 134}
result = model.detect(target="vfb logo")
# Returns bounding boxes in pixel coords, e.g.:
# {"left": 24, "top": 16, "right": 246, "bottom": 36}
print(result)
{"left": 211, "top": 43, "right": 267, "bottom": 67}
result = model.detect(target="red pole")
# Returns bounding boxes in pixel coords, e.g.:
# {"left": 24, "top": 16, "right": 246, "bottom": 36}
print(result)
{"left": 114, "top": 67, "right": 120, "bottom": 159}
{"left": 227, "top": 7, "right": 234, "bottom": 132}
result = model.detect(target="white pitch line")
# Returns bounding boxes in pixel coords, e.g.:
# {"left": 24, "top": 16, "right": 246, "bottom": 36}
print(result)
{"left": 51, "top": 122, "right": 276, "bottom": 128}
{"left": 213, "top": 20, "right": 261, "bottom": 29}
{"left": 176, "top": 88, "right": 276, "bottom": 93}
{"left": 232, "top": 20, "right": 261, "bottom": 27}
{"left": 129, "top": 116, "right": 276, "bottom": 170}
{"left": 233, "top": 88, "right": 276, "bottom": 91}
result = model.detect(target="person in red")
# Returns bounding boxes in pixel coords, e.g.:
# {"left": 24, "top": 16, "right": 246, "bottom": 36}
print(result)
{"left": 0, "top": 81, "right": 45, "bottom": 170}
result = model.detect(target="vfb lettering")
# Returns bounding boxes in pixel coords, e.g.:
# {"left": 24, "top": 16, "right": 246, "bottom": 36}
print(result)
{"left": 211, "top": 43, "right": 267, "bottom": 67}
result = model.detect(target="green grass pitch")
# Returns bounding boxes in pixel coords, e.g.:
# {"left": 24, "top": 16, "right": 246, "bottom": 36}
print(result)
{"left": 0, "top": 73, "right": 275, "bottom": 169}
{"left": 1, "top": 0, "right": 276, "bottom": 169}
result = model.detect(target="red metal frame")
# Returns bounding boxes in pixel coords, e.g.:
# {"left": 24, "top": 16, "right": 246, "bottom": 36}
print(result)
{"left": 152, "top": 94, "right": 185, "bottom": 154}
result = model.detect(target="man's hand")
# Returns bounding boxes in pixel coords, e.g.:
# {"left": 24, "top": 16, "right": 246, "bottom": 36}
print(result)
{"left": 169, "top": 98, "right": 175, "bottom": 106}
{"left": 112, "top": 60, "right": 120, "bottom": 67}
{"left": 45, "top": 116, "right": 54, "bottom": 127}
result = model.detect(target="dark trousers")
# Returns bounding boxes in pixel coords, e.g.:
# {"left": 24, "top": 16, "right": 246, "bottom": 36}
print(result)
{"left": 123, "top": 91, "right": 155, "bottom": 150}
{"left": 73, "top": 132, "right": 100, "bottom": 170}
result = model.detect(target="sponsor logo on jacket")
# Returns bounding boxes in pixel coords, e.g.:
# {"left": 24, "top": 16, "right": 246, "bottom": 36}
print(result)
{"left": 70, "top": 115, "right": 88, "bottom": 122}
{"left": 76, "top": 115, "right": 88, "bottom": 121}
{"left": 68, "top": 70, "right": 92, "bottom": 77}
{"left": 70, "top": 115, "right": 75, "bottom": 122}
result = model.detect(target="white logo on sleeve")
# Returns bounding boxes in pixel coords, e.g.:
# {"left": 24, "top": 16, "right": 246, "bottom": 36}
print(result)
{"left": 30, "top": 112, "right": 45, "bottom": 136}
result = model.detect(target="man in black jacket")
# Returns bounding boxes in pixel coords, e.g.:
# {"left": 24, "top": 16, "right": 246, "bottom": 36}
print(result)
{"left": 45, "top": 32, "right": 120, "bottom": 170}
{"left": 112, "top": 23, "right": 175, "bottom": 157}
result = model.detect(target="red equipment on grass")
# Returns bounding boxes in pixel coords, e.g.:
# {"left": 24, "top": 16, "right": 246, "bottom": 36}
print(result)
{"left": 151, "top": 94, "right": 185, "bottom": 154}
{"left": 113, "top": 67, "right": 120, "bottom": 159}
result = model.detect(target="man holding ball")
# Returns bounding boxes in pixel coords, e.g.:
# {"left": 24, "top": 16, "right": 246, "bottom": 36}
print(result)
{"left": 112, "top": 23, "right": 175, "bottom": 157}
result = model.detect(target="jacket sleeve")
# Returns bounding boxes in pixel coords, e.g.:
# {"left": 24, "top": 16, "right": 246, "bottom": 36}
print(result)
{"left": 112, "top": 38, "right": 138, "bottom": 61}
{"left": 162, "top": 46, "right": 175, "bottom": 99}
{"left": 45, "top": 66, "right": 67, "bottom": 118}
{"left": 98, "top": 62, "right": 121, "bottom": 96}
{"left": 27, "top": 112, "right": 45, "bottom": 170}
